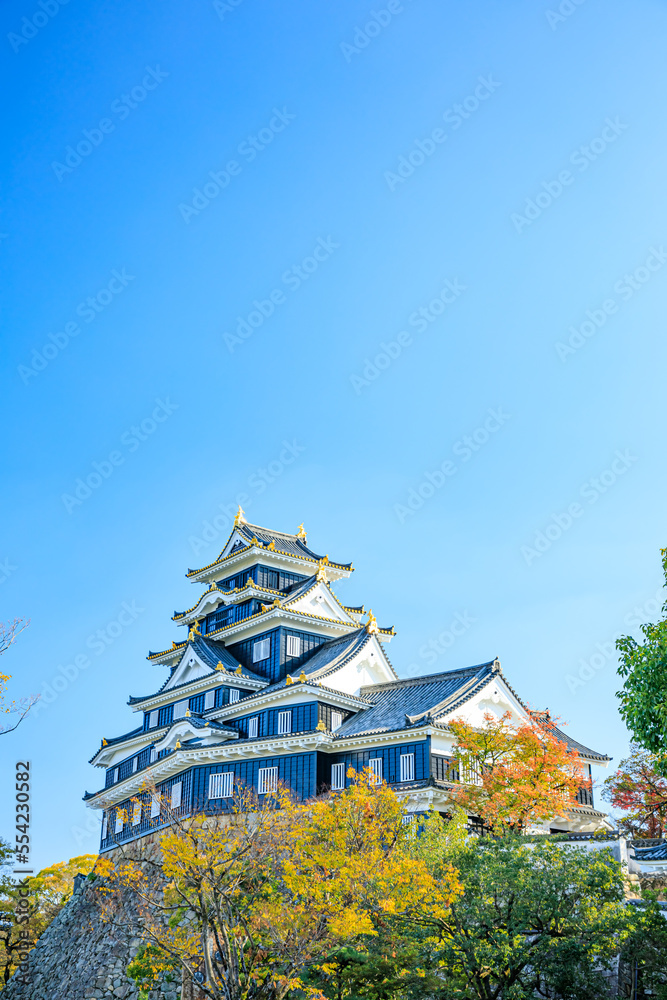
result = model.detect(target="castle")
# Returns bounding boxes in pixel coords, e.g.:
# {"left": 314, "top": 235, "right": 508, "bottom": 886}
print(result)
{"left": 85, "top": 512, "right": 612, "bottom": 848}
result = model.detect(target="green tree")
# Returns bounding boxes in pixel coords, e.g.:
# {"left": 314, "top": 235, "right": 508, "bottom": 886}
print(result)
{"left": 408, "top": 833, "right": 631, "bottom": 1000}
{"left": 616, "top": 548, "right": 667, "bottom": 773}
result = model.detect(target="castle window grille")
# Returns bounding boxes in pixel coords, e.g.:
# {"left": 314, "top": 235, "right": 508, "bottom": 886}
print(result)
{"left": 331, "top": 711, "right": 343, "bottom": 731}
{"left": 258, "top": 767, "right": 278, "bottom": 794}
{"left": 229, "top": 688, "right": 240, "bottom": 704}
{"left": 114, "top": 811, "right": 124, "bottom": 834}
{"left": 150, "top": 793, "right": 161, "bottom": 818}
{"left": 278, "top": 711, "right": 292, "bottom": 735}
{"left": 149, "top": 710, "right": 158, "bottom": 728}
{"left": 204, "top": 689, "right": 215, "bottom": 710}
{"left": 171, "top": 782, "right": 182, "bottom": 809}
{"left": 253, "top": 638, "right": 271, "bottom": 662}
{"left": 173, "top": 700, "right": 188, "bottom": 720}
{"left": 132, "top": 802, "right": 142, "bottom": 826}
{"left": 248, "top": 716, "right": 259, "bottom": 738}
{"left": 101, "top": 815, "right": 108, "bottom": 840}
{"left": 286, "top": 635, "right": 301, "bottom": 657}
{"left": 209, "top": 772, "right": 234, "bottom": 799}
{"left": 368, "top": 758, "right": 383, "bottom": 784}
{"left": 400, "top": 753, "right": 415, "bottom": 782}
{"left": 331, "top": 763, "right": 345, "bottom": 790}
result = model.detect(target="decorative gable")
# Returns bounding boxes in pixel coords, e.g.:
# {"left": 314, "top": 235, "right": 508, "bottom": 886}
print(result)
{"left": 163, "top": 645, "right": 213, "bottom": 691}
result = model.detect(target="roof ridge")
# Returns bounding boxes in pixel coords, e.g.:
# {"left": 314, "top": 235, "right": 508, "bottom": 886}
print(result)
{"left": 361, "top": 660, "right": 497, "bottom": 693}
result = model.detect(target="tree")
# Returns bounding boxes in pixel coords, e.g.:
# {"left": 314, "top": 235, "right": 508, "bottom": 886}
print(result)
{"left": 447, "top": 709, "right": 586, "bottom": 834}
{"left": 602, "top": 743, "right": 667, "bottom": 838}
{"left": 616, "top": 548, "right": 667, "bottom": 773}
{"left": 98, "top": 770, "right": 461, "bottom": 1000}
{"left": 410, "top": 833, "right": 632, "bottom": 1000}
{"left": 0, "top": 617, "right": 36, "bottom": 736}
{"left": 0, "top": 853, "right": 97, "bottom": 985}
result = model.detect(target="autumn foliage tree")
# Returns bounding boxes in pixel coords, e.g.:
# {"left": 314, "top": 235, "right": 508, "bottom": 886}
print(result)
{"left": 97, "top": 770, "right": 461, "bottom": 1000}
{"left": 603, "top": 743, "right": 667, "bottom": 839}
{"left": 0, "top": 617, "right": 37, "bottom": 736}
{"left": 447, "top": 710, "right": 586, "bottom": 834}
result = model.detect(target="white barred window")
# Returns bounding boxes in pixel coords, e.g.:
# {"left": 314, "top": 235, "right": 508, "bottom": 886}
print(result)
{"left": 368, "top": 758, "right": 383, "bottom": 784}
{"left": 204, "top": 689, "right": 216, "bottom": 710}
{"left": 258, "top": 767, "right": 278, "bottom": 794}
{"left": 286, "top": 635, "right": 301, "bottom": 657}
{"left": 209, "top": 772, "right": 234, "bottom": 799}
{"left": 173, "top": 700, "right": 188, "bottom": 720}
{"left": 331, "top": 711, "right": 343, "bottom": 731}
{"left": 229, "top": 688, "right": 240, "bottom": 704}
{"left": 331, "top": 763, "right": 345, "bottom": 790}
{"left": 149, "top": 710, "right": 158, "bottom": 728}
{"left": 150, "top": 747, "right": 157, "bottom": 763}
{"left": 101, "top": 815, "right": 108, "bottom": 840}
{"left": 248, "top": 716, "right": 259, "bottom": 738}
{"left": 132, "top": 757, "right": 138, "bottom": 773}
{"left": 277, "top": 711, "right": 292, "bottom": 735}
{"left": 400, "top": 753, "right": 415, "bottom": 782}
{"left": 150, "top": 793, "right": 161, "bottom": 818}
{"left": 132, "top": 802, "right": 142, "bottom": 826}
{"left": 253, "top": 638, "right": 271, "bottom": 662}
{"left": 171, "top": 782, "right": 182, "bottom": 809}
{"left": 114, "top": 811, "right": 124, "bottom": 834}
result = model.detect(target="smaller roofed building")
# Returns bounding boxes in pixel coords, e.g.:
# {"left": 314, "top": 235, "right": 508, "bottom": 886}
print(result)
{"left": 84, "top": 512, "right": 613, "bottom": 849}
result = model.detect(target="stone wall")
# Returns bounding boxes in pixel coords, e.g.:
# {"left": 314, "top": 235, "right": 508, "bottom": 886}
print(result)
{"left": 1, "top": 874, "right": 179, "bottom": 1000}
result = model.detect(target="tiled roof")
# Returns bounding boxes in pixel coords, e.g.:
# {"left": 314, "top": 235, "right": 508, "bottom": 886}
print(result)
{"left": 171, "top": 714, "right": 238, "bottom": 737}
{"left": 533, "top": 713, "right": 611, "bottom": 763}
{"left": 336, "top": 661, "right": 499, "bottom": 738}
{"left": 130, "top": 636, "right": 265, "bottom": 704}
{"left": 632, "top": 841, "right": 667, "bottom": 861}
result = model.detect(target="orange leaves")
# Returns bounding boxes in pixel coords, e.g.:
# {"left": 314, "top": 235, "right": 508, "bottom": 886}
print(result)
{"left": 448, "top": 710, "right": 585, "bottom": 833}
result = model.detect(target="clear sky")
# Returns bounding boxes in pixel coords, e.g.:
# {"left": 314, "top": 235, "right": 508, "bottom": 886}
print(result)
{"left": 2, "top": 0, "right": 667, "bottom": 869}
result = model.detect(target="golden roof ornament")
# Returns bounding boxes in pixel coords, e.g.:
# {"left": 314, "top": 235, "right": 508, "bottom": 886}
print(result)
{"left": 272, "top": 597, "right": 281, "bottom": 607}
{"left": 246, "top": 576, "right": 254, "bottom": 587}
{"left": 296, "top": 523, "right": 307, "bottom": 540}
{"left": 285, "top": 674, "right": 293, "bottom": 685}
{"left": 175, "top": 739, "right": 181, "bottom": 749}
{"left": 235, "top": 665, "right": 243, "bottom": 675}
{"left": 185, "top": 709, "right": 191, "bottom": 718}
{"left": 216, "top": 661, "right": 226, "bottom": 672}
{"left": 250, "top": 536, "right": 259, "bottom": 546}
{"left": 316, "top": 720, "right": 326, "bottom": 732}
{"left": 299, "top": 671, "right": 307, "bottom": 683}
{"left": 234, "top": 505, "right": 246, "bottom": 527}
{"left": 316, "top": 564, "right": 327, "bottom": 583}
{"left": 365, "top": 609, "right": 379, "bottom": 634}
{"left": 101, "top": 738, "right": 108, "bottom": 747}
{"left": 267, "top": 539, "right": 276, "bottom": 551}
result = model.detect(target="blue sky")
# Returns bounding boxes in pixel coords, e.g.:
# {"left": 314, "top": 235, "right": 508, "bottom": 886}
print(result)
{"left": 2, "top": 0, "right": 667, "bottom": 868}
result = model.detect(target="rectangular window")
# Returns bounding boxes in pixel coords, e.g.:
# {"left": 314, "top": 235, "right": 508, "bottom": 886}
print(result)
{"left": 368, "top": 758, "right": 383, "bottom": 784}
{"left": 286, "top": 635, "right": 301, "bottom": 657}
{"left": 331, "top": 763, "right": 345, "bottom": 790}
{"left": 253, "top": 638, "right": 271, "bottom": 662}
{"left": 204, "top": 689, "right": 216, "bottom": 710}
{"left": 258, "top": 766, "right": 278, "bottom": 794}
{"left": 149, "top": 710, "right": 159, "bottom": 728}
{"left": 330, "top": 711, "right": 343, "bottom": 731}
{"left": 208, "top": 771, "right": 234, "bottom": 799}
{"left": 248, "top": 716, "right": 259, "bottom": 738}
{"left": 132, "top": 802, "right": 142, "bottom": 826}
{"left": 277, "top": 711, "right": 292, "bottom": 735}
{"left": 461, "top": 761, "right": 481, "bottom": 786}
{"left": 173, "top": 700, "right": 188, "bottom": 720}
{"left": 150, "top": 793, "right": 161, "bottom": 818}
{"left": 229, "top": 688, "right": 240, "bottom": 704}
{"left": 132, "top": 757, "right": 138, "bottom": 773}
{"left": 400, "top": 753, "right": 415, "bottom": 782}
{"left": 114, "top": 811, "right": 124, "bottom": 834}
{"left": 113, "top": 767, "right": 119, "bottom": 783}
{"left": 150, "top": 747, "right": 157, "bottom": 763}
{"left": 101, "top": 815, "right": 108, "bottom": 840}
{"left": 171, "top": 782, "right": 182, "bottom": 809}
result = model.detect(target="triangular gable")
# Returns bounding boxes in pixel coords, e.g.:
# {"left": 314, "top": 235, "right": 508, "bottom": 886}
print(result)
{"left": 321, "top": 632, "right": 397, "bottom": 695}
{"left": 215, "top": 527, "right": 251, "bottom": 564}
{"left": 163, "top": 644, "right": 215, "bottom": 691}
{"left": 438, "top": 671, "right": 527, "bottom": 727}
{"left": 285, "top": 580, "right": 357, "bottom": 625}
